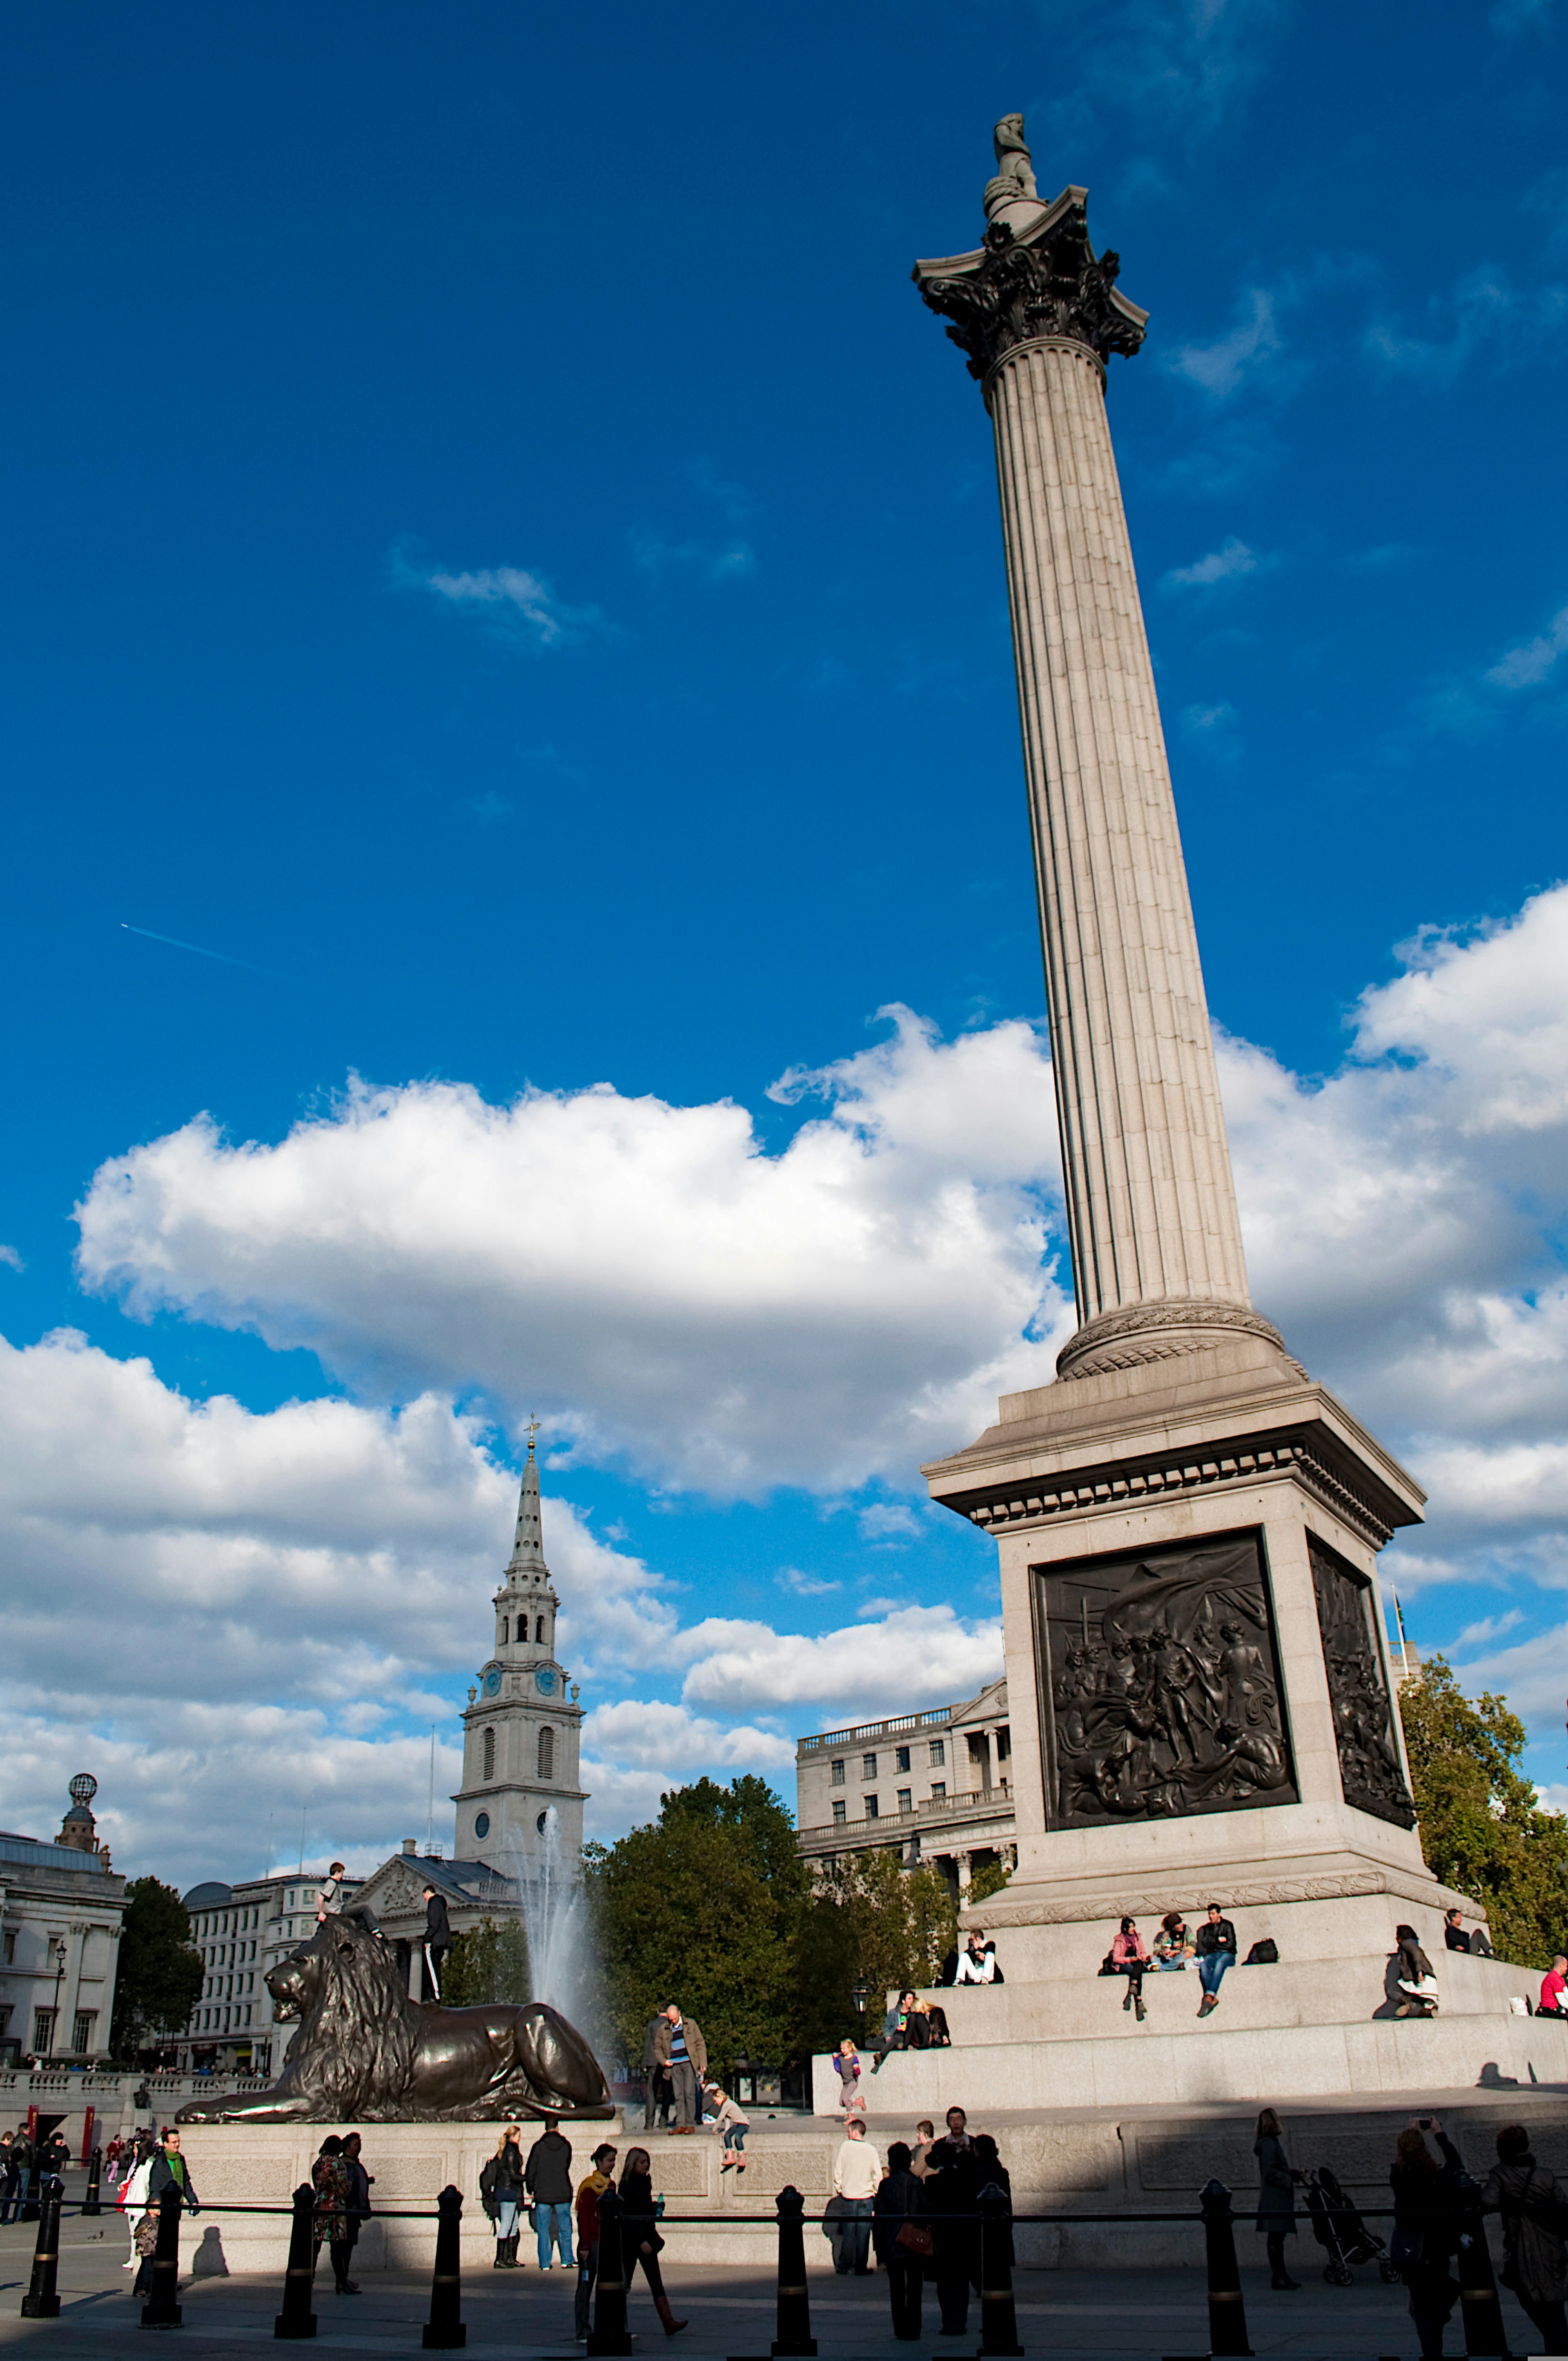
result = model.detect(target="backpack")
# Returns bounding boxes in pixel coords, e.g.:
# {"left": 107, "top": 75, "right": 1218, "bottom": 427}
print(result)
{"left": 1245, "top": 1938, "right": 1279, "bottom": 1965}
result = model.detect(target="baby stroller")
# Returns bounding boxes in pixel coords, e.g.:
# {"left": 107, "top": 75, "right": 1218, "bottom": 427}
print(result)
{"left": 1303, "top": 2165, "right": 1402, "bottom": 2286}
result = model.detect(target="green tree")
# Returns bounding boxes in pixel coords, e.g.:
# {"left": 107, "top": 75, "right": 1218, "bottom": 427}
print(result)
{"left": 1399, "top": 1653, "right": 1568, "bottom": 1967}
{"left": 967, "top": 1858, "right": 1012, "bottom": 1907}
{"left": 110, "top": 1878, "right": 204, "bottom": 2057}
{"left": 586, "top": 1775, "right": 809, "bottom": 2071}
{"left": 795, "top": 1849, "right": 958, "bottom": 2053}
{"left": 443, "top": 1915, "right": 530, "bottom": 2007}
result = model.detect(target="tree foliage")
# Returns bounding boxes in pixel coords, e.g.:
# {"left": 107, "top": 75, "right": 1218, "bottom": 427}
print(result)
{"left": 443, "top": 1915, "right": 530, "bottom": 2007}
{"left": 1400, "top": 1653, "right": 1568, "bottom": 1967}
{"left": 967, "top": 1858, "right": 1012, "bottom": 1907}
{"left": 586, "top": 1776, "right": 815, "bottom": 2072}
{"left": 111, "top": 1878, "right": 204, "bottom": 2056}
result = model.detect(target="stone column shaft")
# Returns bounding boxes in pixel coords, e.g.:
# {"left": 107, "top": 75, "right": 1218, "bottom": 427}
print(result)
{"left": 987, "top": 336, "right": 1250, "bottom": 1327}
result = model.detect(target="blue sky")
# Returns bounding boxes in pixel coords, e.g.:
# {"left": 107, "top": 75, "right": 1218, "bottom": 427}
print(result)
{"left": 3, "top": 0, "right": 1568, "bottom": 1884}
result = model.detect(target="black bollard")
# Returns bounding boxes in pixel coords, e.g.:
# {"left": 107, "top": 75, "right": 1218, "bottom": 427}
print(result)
{"left": 1456, "top": 2177, "right": 1508, "bottom": 2359}
{"left": 274, "top": 2183, "right": 319, "bottom": 2341}
{"left": 770, "top": 2185, "right": 816, "bottom": 2359}
{"left": 1198, "top": 2179, "right": 1253, "bottom": 2359}
{"left": 19, "top": 2185, "right": 62, "bottom": 2319}
{"left": 587, "top": 2189, "right": 633, "bottom": 2357}
{"left": 421, "top": 2184, "right": 467, "bottom": 2352}
{"left": 140, "top": 2182, "right": 184, "bottom": 2329}
{"left": 83, "top": 2146, "right": 103, "bottom": 2218}
{"left": 976, "top": 2182, "right": 1024, "bottom": 2358}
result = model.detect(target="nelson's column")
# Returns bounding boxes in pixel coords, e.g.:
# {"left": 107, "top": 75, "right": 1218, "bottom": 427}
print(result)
{"left": 909, "top": 118, "right": 1543, "bottom": 2103}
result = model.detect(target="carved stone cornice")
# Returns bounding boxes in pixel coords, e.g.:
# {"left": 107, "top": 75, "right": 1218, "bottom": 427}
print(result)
{"left": 913, "top": 194, "right": 1147, "bottom": 384}
{"left": 954, "top": 1429, "right": 1400, "bottom": 1550}
{"left": 961, "top": 1862, "right": 1472, "bottom": 1930}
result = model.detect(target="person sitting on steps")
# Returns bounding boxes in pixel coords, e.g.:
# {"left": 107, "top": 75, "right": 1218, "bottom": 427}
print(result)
{"left": 1111, "top": 1916, "right": 1150, "bottom": 2021}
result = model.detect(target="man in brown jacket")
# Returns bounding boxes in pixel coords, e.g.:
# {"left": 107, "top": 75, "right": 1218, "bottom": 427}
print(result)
{"left": 652, "top": 2002, "right": 707, "bottom": 2132}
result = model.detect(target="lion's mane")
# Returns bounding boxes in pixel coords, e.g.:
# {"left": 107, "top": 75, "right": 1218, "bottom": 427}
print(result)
{"left": 276, "top": 1918, "right": 419, "bottom": 2115}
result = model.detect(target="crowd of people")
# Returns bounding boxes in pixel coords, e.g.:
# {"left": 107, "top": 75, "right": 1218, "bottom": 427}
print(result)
{"left": 1258, "top": 2105, "right": 1568, "bottom": 2357}
{"left": 825, "top": 2102, "right": 1010, "bottom": 2340}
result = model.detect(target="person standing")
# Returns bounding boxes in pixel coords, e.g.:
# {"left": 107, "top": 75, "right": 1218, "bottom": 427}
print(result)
{"left": 481, "top": 2124, "right": 526, "bottom": 2269}
{"left": 832, "top": 2038, "right": 864, "bottom": 2115}
{"left": 641, "top": 2012, "right": 669, "bottom": 2130}
{"left": 38, "top": 2128, "right": 71, "bottom": 2188}
{"left": 421, "top": 1887, "right": 450, "bottom": 2000}
{"left": 134, "top": 2130, "right": 200, "bottom": 2300}
{"left": 574, "top": 2143, "right": 617, "bottom": 2342}
{"left": 1391, "top": 2118, "right": 1463, "bottom": 2358}
{"left": 830, "top": 2116, "right": 881, "bottom": 2276}
{"left": 924, "top": 2123, "right": 980, "bottom": 2336}
{"left": 310, "top": 2134, "right": 359, "bottom": 2297}
{"left": 525, "top": 2120, "right": 576, "bottom": 2269}
{"left": 1483, "top": 2122, "right": 1568, "bottom": 2354}
{"left": 618, "top": 2145, "right": 687, "bottom": 2337}
{"left": 653, "top": 2003, "right": 707, "bottom": 2135}
{"left": 119, "top": 2134, "right": 154, "bottom": 2270}
{"left": 873, "top": 2139, "right": 927, "bottom": 2342}
{"left": 1254, "top": 2108, "right": 1300, "bottom": 2290}
{"left": 341, "top": 2133, "right": 373, "bottom": 2276}
{"left": 910, "top": 2120, "right": 938, "bottom": 2178}
{"left": 0, "top": 2132, "right": 20, "bottom": 2226}
{"left": 1195, "top": 1904, "right": 1238, "bottom": 2018}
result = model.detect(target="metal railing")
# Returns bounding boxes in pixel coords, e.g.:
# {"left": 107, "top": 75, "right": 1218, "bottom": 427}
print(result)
{"left": 10, "top": 2161, "right": 1519, "bottom": 2359}
{"left": 800, "top": 1707, "right": 954, "bottom": 1750}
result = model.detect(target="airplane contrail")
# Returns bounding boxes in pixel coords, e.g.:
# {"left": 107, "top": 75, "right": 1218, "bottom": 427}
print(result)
{"left": 120, "top": 922, "right": 281, "bottom": 978}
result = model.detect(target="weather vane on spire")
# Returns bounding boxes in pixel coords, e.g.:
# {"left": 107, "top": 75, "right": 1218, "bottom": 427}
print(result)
{"left": 527, "top": 1414, "right": 540, "bottom": 1458}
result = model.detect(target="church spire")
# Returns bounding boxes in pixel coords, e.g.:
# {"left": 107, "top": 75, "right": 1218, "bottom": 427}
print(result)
{"left": 506, "top": 1417, "right": 548, "bottom": 1578}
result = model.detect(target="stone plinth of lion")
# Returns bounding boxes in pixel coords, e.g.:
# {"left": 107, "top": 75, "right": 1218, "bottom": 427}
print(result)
{"left": 177, "top": 1913, "right": 612, "bottom": 2125}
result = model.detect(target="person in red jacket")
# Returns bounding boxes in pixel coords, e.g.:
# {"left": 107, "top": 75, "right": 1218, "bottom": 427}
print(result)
{"left": 574, "top": 2143, "right": 618, "bottom": 2343}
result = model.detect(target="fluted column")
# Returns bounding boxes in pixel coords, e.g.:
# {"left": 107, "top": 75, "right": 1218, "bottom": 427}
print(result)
{"left": 915, "top": 176, "right": 1278, "bottom": 1379}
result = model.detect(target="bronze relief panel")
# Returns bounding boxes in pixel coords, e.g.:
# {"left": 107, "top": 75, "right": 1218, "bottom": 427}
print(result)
{"left": 1308, "top": 1534, "right": 1417, "bottom": 1829}
{"left": 1034, "top": 1528, "right": 1298, "bottom": 1829}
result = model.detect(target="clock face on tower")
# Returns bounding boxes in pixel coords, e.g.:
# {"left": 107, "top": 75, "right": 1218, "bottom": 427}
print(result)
{"left": 534, "top": 1668, "right": 558, "bottom": 1695}
{"left": 482, "top": 1668, "right": 502, "bottom": 1696}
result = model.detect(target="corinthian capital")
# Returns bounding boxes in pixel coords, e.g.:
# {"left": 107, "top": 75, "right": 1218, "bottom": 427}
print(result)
{"left": 913, "top": 190, "right": 1147, "bottom": 383}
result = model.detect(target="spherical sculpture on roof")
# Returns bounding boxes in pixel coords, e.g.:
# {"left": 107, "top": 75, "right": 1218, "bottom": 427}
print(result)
{"left": 69, "top": 1772, "right": 98, "bottom": 1805}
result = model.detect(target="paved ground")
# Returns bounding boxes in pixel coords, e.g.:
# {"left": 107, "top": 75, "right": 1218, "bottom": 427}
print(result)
{"left": 0, "top": 2210, "right": 1547, "bottom": 2359}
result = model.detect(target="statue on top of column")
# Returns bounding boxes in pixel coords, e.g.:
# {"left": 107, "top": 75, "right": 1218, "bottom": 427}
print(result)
{"left": 987, "top": 116, "right": 1037, "bottom": 202}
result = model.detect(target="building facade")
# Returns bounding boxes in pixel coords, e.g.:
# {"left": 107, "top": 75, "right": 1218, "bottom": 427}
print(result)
{"left": 177, "top": 1869, "right": 367, "bottom": 2078}
{"left": 795, "top": 1681, "right": 1018, "bottom": 1898}
{"left": 0, "top": 1778, "right": 127, "bottom": 2067}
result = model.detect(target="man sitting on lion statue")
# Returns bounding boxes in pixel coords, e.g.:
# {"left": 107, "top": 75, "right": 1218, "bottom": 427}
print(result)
{"left": 178, "top": 1914, "right": 612, "bottom": 2124}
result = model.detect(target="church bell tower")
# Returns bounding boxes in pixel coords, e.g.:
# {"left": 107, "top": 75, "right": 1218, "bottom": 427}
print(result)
{"left": 454, "top": 1429, "right": 586, "bottom": 1874}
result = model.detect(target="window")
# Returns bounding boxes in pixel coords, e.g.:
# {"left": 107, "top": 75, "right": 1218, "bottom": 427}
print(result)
{"left": 931, "top": 1782, "right": 946, "bottom": 1802}
{"left": 535, "top": 1615, "right": 546, "bottom": 1644}
{"left": 72, "top": 2011, "right": 94, "bottom": 2053}
{"left": 33, "top": 2009, "right": 56, "bottom": 2054}
{"left": 997, "top": 1726, "right": 1011, "bottom": 1761}
{"left": 896, "top": 1788, "right": 912, "bottom": 1813}
{"left": 895, "top": 1746, "right": 911, "bottom": 1772}
{"left": 499, "top": 1616, "right": 508, "bottom": 1643}
{"left": 929, "top": 1739, "right": 945, "bottom": 1766}
{"left": 2, "top": 1931, "right": 14, "bottom": 1965}
{"left": 864, "top": 1795, "right": 879, "bottom": 1819}
{"left": 538, "top": 1725, "right": 555, "bottom": 1781}
{"left": 862, "top": 1753, "right": 877, "bottom": 1779}
{"left": 483, "top": 1725, "right": 496, "bottom": 1779}
{"left": 830, "top": 1759, "right": 845, "bottom": 1786}
{"left": 831, "top": 1799, "right": 847, "bottom": 1825}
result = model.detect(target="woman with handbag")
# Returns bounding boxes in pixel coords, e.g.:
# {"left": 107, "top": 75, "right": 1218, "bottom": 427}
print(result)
{"left": 1108, "top": 1916, "right": 1151, "bottom": 2021}
{"left": 873, "top": 2140, "right": 929, "bottom": 2342}
{"left": 1483, "top": 2123, "right": 1568, "bottom": 2354}
{"left": 1390, "top": 2119, "right": 1463, "bottom": 2357}
{"left": 479, "top": 2124, "right": 526, "bottom": 2269}
{"left": 618, "top": 2145, "right": 687, "bottom": 2337}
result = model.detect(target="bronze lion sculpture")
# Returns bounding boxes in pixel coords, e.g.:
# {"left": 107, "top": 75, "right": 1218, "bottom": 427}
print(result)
{"left": 177, "top": 1913, "right": 613, "bottom": 2124}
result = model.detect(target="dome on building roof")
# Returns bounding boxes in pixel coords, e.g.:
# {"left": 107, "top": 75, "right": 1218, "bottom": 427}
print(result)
{"left": 182, "top": 1881, "right": 233, "bottom": 1909}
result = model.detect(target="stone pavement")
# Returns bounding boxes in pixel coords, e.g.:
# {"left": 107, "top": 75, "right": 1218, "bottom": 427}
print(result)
{"left": 0, "top": 2212, "right": 1550, "bottom": 2360}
